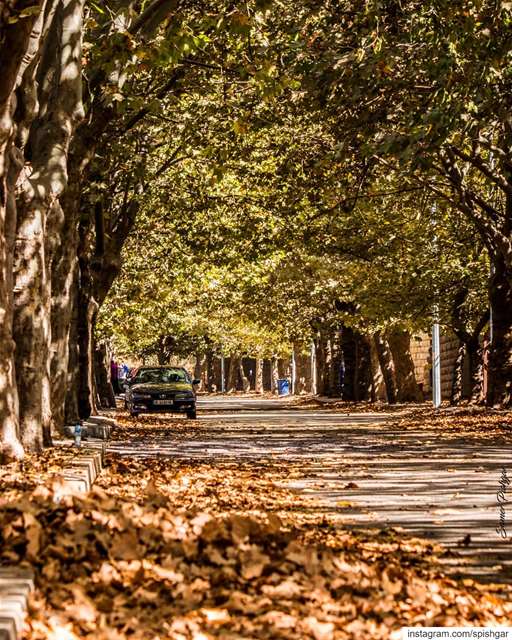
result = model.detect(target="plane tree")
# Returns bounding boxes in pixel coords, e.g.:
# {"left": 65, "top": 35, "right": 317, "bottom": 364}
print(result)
{"left": 282, "top": 0, "right": 512, "bottom": 405}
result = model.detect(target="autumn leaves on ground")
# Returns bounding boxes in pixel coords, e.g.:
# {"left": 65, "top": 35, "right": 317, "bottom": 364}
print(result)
{"left": 1, "top": 410, "right": 511, "bottom": 640}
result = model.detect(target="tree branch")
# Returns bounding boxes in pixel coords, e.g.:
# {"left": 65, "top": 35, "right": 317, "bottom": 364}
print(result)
{"left": 449, "top": 144, "right": 512, "bottom": 197}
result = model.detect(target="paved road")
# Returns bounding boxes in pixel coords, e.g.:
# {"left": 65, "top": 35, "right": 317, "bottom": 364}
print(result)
{"left": 109, "top": 396, "right": 512, "bottom": 583}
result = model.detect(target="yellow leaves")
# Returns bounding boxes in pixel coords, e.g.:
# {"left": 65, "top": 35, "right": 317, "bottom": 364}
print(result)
{"left": 377, "top": 60, "right": 393, "bottom": 76}
{"left": 232, "top": 119, "right": 248, "bottom": 135}
{"left": 7, "top": 4, "right": 41, "bottom": 23}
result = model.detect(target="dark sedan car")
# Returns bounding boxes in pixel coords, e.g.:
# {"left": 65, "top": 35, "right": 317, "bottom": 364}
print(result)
{"left": 125, "top": 366, "right": 199, "bottom": 419}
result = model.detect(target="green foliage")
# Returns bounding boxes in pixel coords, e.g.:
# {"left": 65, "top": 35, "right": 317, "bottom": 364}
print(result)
{"left": 95, "top": 0, "right": 495, "bottom": 362}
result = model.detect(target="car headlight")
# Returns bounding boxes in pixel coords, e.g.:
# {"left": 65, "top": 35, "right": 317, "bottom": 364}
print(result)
{"left": 175, "top": 392, "right": 191, "bottom": 399}
{"left": 134, "top": 394, "right": 151, "bottom": 399}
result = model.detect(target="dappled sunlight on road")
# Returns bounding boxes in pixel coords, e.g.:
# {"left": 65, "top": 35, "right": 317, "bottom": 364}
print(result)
{"left": 109, "top": 397, "right": 512, "bottom": 583}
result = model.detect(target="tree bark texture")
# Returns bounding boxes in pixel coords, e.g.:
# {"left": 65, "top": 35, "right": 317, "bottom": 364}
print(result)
{"left": 0, "top": 1, "right": 46, "bottom": 458}
{"left": 227, "top": 354, "right": 240, "bottom": 392}
{"left": 94, "top": 342, "right": 116, "bottom": 408}
{"left": 387, "top": 329, "right": 423, "bottom": 402}
{"left": 270, "top": 356, "right": 279, "bottom": 394}
{"left": 11, "top": 0, "right": 84, "bottom": 451}
{"left": 255, "top": 358, "right": 263, "bottom": 394}
{"left": 328, "top": 328, "right": 343, "bottom": 398}
{"left": 487, "top": 255, "right": 512, "bottom": 407}
{"left": 373, "top": 331, "right": 397, "bottom": 404}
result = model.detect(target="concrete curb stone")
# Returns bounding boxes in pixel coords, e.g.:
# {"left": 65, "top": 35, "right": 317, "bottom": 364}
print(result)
{"left": 62, "top": 414, "right": 115, "bottom": 440}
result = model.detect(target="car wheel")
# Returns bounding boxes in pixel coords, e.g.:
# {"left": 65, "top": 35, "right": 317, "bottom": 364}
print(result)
{"left": 186, "top": 408, "right": 197, "bottom": 420}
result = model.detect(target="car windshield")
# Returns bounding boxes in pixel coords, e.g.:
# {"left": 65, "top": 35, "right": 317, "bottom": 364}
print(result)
{"left": 133, "top": 368, "right": 189, "bottom": 384}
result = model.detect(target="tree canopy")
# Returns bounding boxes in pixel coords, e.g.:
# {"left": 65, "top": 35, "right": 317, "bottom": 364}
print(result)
{"left": 1, "top": 0, "right": 512, "bottom": 457}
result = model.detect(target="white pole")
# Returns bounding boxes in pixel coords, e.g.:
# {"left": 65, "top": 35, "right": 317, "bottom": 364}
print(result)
{"left": 489, "top": 264, "right": 494, "bottom": 343}
{"left": 432, "top": 318, "right": 441, "bottom": 408}
{"left": 220, "top": 356, "right": 225, "bottom": 393}
{"left": 311, "top": 341, "right": 317, "bottom": 395}
{"left": 291, "top": 348, "right": 296, "bottom": 395}
{"left": 431, "top": 202, "right": 442, "bottom": 408}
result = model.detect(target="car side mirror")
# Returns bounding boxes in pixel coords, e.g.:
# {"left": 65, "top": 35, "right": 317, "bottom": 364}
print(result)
{"left": 192, "top": 379, "right": 201, "bottom": 385}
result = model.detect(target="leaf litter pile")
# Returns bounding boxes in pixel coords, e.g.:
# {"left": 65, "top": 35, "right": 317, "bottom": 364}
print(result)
{"left": 1, "top": 444, "right": 512, "bottom": 639}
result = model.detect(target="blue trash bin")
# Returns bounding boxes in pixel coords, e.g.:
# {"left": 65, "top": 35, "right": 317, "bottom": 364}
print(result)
{"left": 277, "top": 379, "right": 290, "bottom": 396}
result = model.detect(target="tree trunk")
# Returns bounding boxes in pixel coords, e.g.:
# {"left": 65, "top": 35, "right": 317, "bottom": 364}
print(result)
{"left": 469, "top": 340, "right": 485, "bottom": 404}
{"left": 369, "top": 336, "right": 386, "bottom": 402}
{"left": 374, "top": 331, "right": 397, "bottom": 404}
{"left": 487, "top": 255, "right": 512, "bottom": 407}
{"left": 11, "top": 0, "right": 84, "bottom": 450}
{"left": 156, "top": 338, "right": 167, "bottom": 365}
{"left": 270, "top": 356, "right": 279, "bottom": 394}
{"left": 64, "top": 270, "right": 80, "bottom": 425}
{"left": 387, "top": 329, "right": 422, "bottom": 402}
{"left": 450, "top": 334, "right": 485, "bottom": 405}
{"left": 239, "top": 360, "right": 250, "bottom": 392}
{"left": 0, "top": 9, "right": 46, "bottom": 457}
{"left": 94, "top": 343, "right": 116, "bottom": 408}
{"left": 0, "top": 2, "right": 50, "bottom": 459}
{"left": 255, "top": 358, "right": 263, "bottom": 394}
{"left": 194, "top": 353, "right": 207, "bottom": 391}
{"left": 75, "top": 219, "right": 98, "bottom": 421}
{"left": 340, "top": 326, "right": 356, "bottom": 400}
{"left": 450, "top": 341, "right": 466, "bottom": 405}
{"left": 387, "top": 329, "right": 423, "bottom": 402}
{"left": 205, "top": 350, "right": 215, "bottom": 392}
{"left": 227, "top": 354, "right": 240, "bottom": 392}
{"left": 328, "top": 328, "right": 343, "bottom": 398}
{"left": 0, "top": 161, "right": 22, "bottom": 457}
{"left": 76, "top": 297, "right": 98, "bottom": 420}
{"left": 355, "top": 333, "right": 372, "bottom": 401}
{"left": 13, "top": 188, "right": 49, "bottom": 451}
{"left": 314, "top": 335, "right": 328, "bottom": 396}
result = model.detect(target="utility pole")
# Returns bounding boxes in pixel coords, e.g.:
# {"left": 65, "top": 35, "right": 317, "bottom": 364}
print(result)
{"left": 220, "top": 355, "right": 225, "bottom": 393}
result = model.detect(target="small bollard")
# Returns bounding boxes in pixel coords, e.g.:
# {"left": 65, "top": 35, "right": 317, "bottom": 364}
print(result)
{"left": 74, "top": 422, "right": 82, "bottom": 447}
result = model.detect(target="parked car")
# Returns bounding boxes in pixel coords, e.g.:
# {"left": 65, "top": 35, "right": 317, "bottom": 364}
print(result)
{"left": 124, "top": 366, "right": 200, "bottom": 419}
